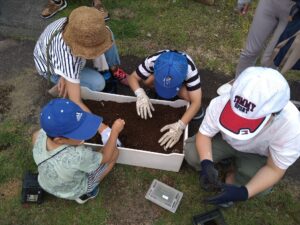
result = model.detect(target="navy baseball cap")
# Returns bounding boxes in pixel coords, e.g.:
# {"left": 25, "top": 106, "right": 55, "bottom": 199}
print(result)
{"left": 154, "top": 52, "right": 188, "bottom": 99}
{"left": 40, "top": 98, "right": 103, "bottom": 140}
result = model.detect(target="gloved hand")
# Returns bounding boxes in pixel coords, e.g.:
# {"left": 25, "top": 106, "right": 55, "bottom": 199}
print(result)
{"left": 205, "top": 184, "right": 248, "bottom": 205}
{"left": 101, "top": 127, "right": 122, "bottom": 147}
{"left": 158, "top": 120, "right": 186, "bottom": 150}
{"left": 200, "top": 160, "right": 221, "bottom": 191}
{"left": 134, "top": 88, "right": 155, "bottom": 119}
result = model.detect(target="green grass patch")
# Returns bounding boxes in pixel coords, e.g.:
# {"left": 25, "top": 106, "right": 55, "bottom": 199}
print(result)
{"left": 0, "top": 120, "right": 35, "bottom": 184}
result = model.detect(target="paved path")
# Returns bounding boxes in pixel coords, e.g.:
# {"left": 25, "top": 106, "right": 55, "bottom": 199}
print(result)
{"left": 0, "top": 0, "right": 54, "bottom": 39}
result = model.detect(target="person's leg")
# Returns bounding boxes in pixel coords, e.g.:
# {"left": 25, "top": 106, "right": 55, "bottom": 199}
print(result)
{"left": 235, "top": 0, "right": 280, "bottom": 77}
{"left": 104, "top": 29, "right": 129, "bottom": 85}
{"left": 260, "top": 0, "right": 295, "bottom": 67}
{"left": 86, "top": 147, "right": 119, "bottom": 193}
{"left": 41, "top": 0, "right": 67, "bottom": 19}
{"left": 80, "top": 67, "right": 106, "bottom": 92}
{"left": 184, "top": 135, "right": 202, "bottom": 170}
{"left": 234, "top": 151, "right": 267, "bottom": 186}
{"left": 184, "top": 134, "right": 236, "bottom": 171}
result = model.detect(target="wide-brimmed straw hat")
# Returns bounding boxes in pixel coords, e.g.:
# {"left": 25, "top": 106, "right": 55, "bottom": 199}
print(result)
{"left": 63, "top": 6, "right": 113, "bottom": 59}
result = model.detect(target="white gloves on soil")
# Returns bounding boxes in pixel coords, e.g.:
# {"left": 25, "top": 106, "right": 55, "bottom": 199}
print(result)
{"left": 134, "top": 88, "right": 155, "bottom": 120}
{"left": 101, "top": 127, "right": 122, "bottom": 147}
{"left": 158, "top": 120, "right": 186, "bottom": 150}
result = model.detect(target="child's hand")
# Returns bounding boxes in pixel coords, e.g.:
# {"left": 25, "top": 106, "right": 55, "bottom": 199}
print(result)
{"left": 112, "top": 118, "right": 125, "bottom": 134}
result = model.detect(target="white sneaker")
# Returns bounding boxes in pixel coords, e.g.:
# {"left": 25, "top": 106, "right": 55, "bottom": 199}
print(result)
{"left": 217, "top": 80, "right": 234, "bottom": 96}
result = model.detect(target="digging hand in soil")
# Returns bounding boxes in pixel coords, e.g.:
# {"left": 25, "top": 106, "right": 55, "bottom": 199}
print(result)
{"left": 135, "top": 88, "right": 154, "bottom": 119}
{"left": 100, "top": 123, "right": 123, "bottom": 147}
{"left": 159, "top": 120, "right": 186, "bottom": 150}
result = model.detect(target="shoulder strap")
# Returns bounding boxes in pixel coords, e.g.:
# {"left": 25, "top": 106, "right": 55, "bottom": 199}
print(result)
{"left": 45, "top": 28, "right": 62, "bottom": 84}
{"left": 37, "top": 146, "right": 68, "bottom": 167}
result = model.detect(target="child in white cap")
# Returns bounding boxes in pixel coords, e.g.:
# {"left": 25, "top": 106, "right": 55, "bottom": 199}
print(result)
{"left": 184, "top": 67, "right": 300, "bottom": 206}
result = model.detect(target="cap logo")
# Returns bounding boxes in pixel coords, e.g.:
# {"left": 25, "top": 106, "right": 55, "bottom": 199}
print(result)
{"left": 239, "top": 129, "right": 250, "bottom": 135}
{"left": 163, "top": 75, "right": 173, "bottom": 88}
{"left": 234, "top": 95, "right": 256, "bottom": 114}
{"left": 76, "top": 112, "right": 83, "bottom": 121}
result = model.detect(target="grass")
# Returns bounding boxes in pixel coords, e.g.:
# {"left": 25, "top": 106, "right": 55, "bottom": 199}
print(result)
{"left": 0, "top": 0, "right": 300, "bottom": 224}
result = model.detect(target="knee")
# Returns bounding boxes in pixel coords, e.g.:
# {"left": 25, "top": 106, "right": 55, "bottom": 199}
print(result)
{"left": 184, "top": 145, "right": 201, "bottom": 171}
{"left": 91, "top": 76, "right": 105, "bottom": 92}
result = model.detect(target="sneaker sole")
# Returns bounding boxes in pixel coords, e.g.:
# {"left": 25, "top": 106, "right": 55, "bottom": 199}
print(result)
{"left": 75, "top": 187, "right": 99, "bottom": 204}
{"left": 41, "top": 0, "right": 68, "bottom": 19}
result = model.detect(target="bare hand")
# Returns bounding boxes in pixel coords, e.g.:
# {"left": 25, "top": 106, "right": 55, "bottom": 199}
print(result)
{"left": 112, "top": 118, "right": 125, "bottom": 134}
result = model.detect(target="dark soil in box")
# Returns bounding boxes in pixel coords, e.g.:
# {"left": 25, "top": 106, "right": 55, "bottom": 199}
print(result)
{"left": 84, "top": 100, "right": 186, "bottom": 154}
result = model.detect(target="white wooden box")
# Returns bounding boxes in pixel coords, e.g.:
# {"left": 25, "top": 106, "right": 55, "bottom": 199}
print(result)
{"left": 81, "top": 87, "right": 188, "bottom": 172}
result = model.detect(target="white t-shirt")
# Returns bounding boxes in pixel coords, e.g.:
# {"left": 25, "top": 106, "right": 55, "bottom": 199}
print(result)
{"left": 199, "top": 95, "right": 300, "bottom": 170}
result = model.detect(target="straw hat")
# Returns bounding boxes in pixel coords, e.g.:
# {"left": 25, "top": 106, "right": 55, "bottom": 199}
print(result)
{"left": 63, "top": 6, "right": 113, "bottom": 59}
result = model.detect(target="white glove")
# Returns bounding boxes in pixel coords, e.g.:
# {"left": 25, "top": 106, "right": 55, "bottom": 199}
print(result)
{"left": 101, "top": 127, "right": 122, "bottom": 147}
{"left": 134, "top": 88, "right": 155, "bottom": 120}
{"left": 158, "top": 120, "right": 186, "bottom": 150}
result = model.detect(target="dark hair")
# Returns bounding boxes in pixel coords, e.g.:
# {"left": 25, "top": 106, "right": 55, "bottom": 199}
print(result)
{"left": 272, "top": 110, "right": 282, "bottom": 116}
{"left": 46, "top": 135, "right": 55, "bottom": 140}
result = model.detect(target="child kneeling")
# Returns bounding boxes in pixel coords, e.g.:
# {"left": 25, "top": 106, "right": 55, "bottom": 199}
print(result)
{"left": 32, "top": 98, "right": 124, "bottom": 204}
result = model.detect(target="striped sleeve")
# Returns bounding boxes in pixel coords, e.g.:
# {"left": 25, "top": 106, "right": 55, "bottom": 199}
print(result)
{"left": 136, "top": 50, "right": 167, "bottom": 80}
{"left": 33, "top": 18, "right": 84, "bottom": 83}
{"left": 184, "top": 53, "right": 201, "bottom": 91}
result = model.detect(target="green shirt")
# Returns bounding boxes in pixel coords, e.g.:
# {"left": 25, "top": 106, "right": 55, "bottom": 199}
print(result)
{"left": 32, "top": 129, "right": 102, "bottom": 200}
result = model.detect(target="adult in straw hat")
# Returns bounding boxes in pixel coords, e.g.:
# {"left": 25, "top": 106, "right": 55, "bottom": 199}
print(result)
{"left": 34, "top": 6, "right": 129, "bottom": 113}
{"left": 184, "top": 67, "right": 300, "bottom": 207}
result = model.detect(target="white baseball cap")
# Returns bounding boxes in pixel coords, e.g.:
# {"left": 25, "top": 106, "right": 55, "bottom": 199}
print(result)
{"left": 218, "top": 67, "right": 290, "bottom": 140}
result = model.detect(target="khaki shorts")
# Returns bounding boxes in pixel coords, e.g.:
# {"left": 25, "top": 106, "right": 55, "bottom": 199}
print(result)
{"left": 184, "top": 134, "right": 267, "bottom": 186}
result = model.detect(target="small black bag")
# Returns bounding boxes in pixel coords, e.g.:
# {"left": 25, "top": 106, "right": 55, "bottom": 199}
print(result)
{"left": 21, "top": 171, "right": 44, "bottom": 204}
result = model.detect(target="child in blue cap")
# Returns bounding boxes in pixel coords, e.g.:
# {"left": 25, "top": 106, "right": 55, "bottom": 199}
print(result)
{"left": 128, "top": 50, "right": 203, "bottom": 150}
{"left": 32, "top": 98, "right": 125, "bottom": 204}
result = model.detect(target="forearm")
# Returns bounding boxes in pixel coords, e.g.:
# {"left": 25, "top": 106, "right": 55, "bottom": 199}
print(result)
{"left": 128, "top": 72, "right": 142, "bottom": 92}
{"left": 180, "top": 101, "right": 201, "bottom": 125}
{"left": 246, "top": 158, "right": 286, "bottom": 198}
{"left": 196, "top": 132, "right": 213, "bottom": 161}
{"left": 101, "top": 130, "right": 119, "bottom": 163}
{"left": 66, "top": 80, "right": 91, "bottom": 113}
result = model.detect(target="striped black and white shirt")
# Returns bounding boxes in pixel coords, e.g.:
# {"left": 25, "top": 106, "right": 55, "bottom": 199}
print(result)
{"left": 136, "top": 50, "right": 201, "bottom": 91}
{"left": 33, "top": 18, "right": 85, "bottom": 83}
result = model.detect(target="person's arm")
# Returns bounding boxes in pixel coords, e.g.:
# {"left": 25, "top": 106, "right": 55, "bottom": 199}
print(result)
{"left": 32, "top": 130, "right": 40, "bottom": 145}
{"left": 66, "top": 80, "right": 109, "bottom": 131}
{"left": 196, "top": 131, "right": 213, "bottom": 161}
{"left": 180, "top": 89, "right": 202, "bottom": 125}
{"left": 128, "top": 71, "right": 154, "bottom": 119}
{"left": 246, "top": 156, "right": 286, "bottom": 198}
{"left": 101, "top": 119, "right": 125, "bottom": 164}
{"left": 65, "top": 80, "right": 91, "bottom": 112}
{"left": 128, "top": 71, "right": 142, "bottom": 92}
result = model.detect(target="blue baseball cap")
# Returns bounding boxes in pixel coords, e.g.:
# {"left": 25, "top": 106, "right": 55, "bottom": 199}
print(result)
{"left": 154, "top": 52, "right": 188, "bottom": 99}
{"left": 40, "top": 98, "right": 103, "bottom": 140}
